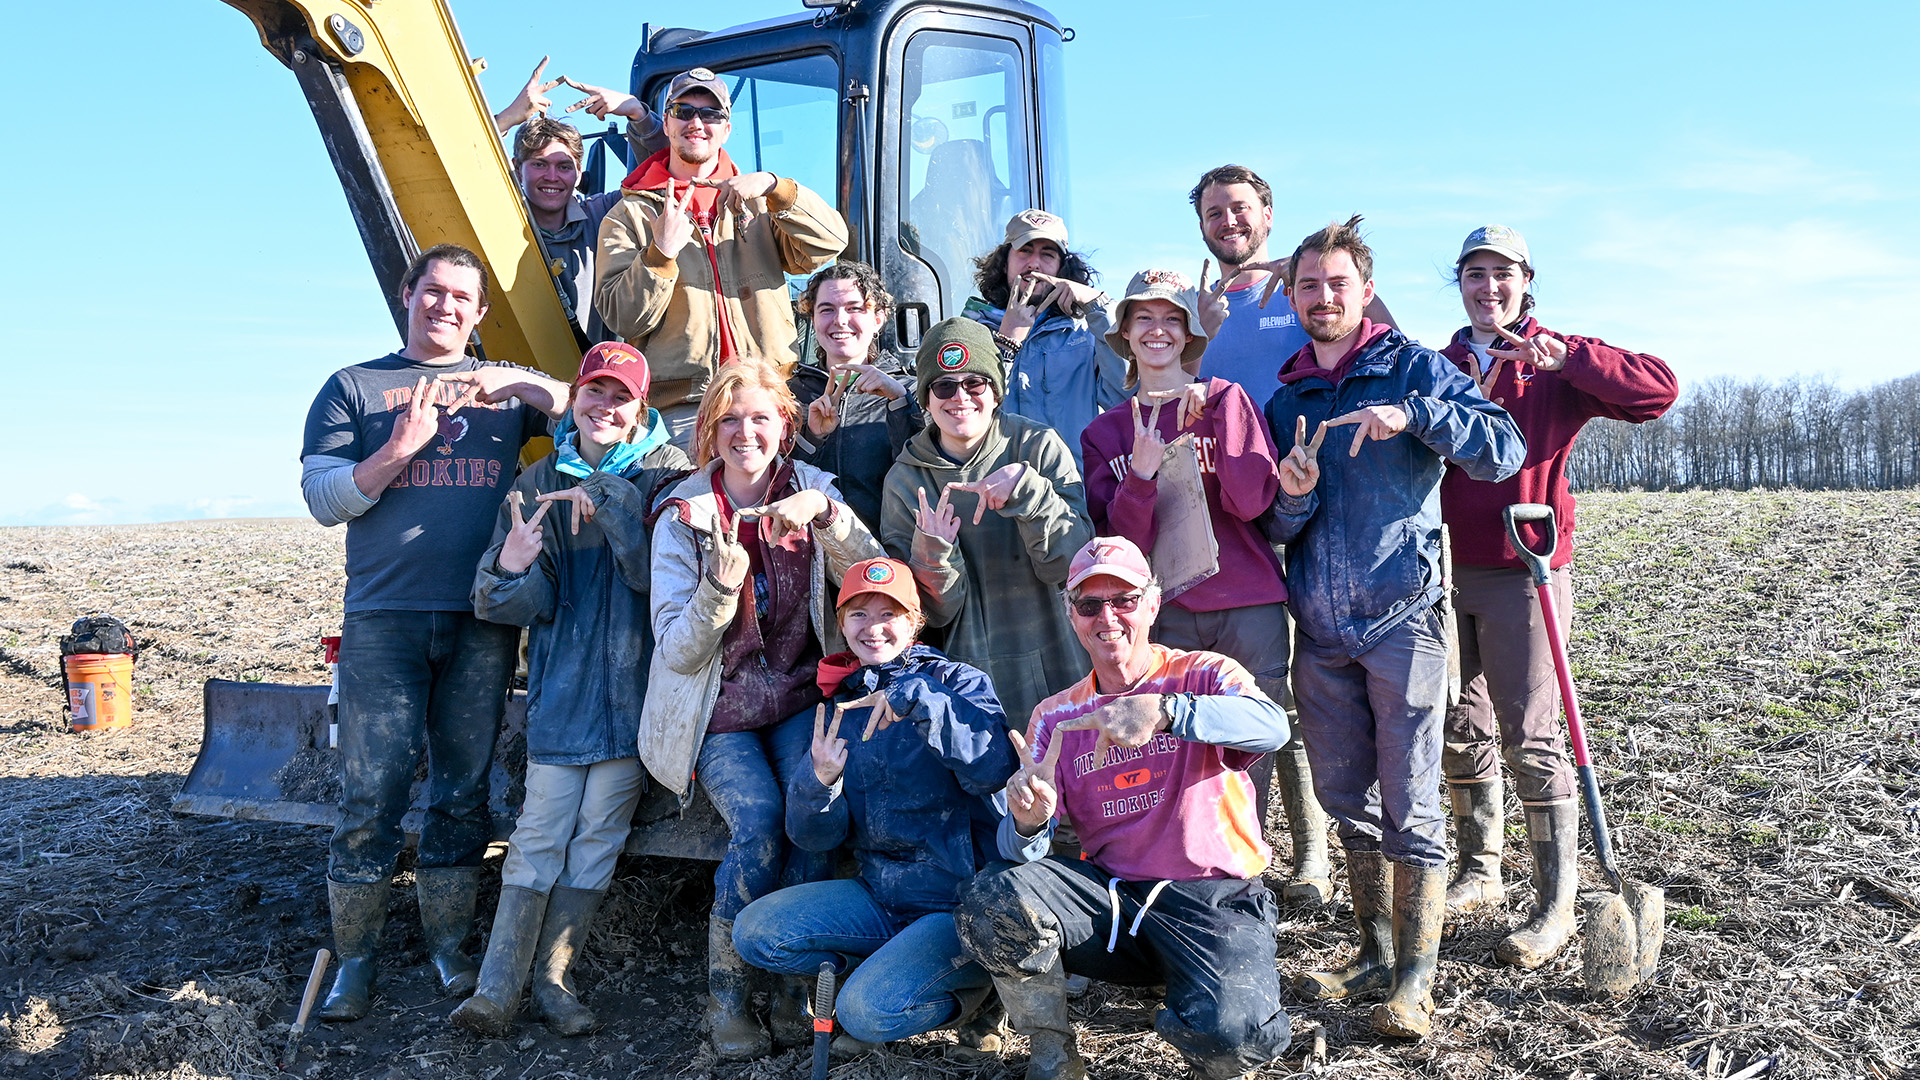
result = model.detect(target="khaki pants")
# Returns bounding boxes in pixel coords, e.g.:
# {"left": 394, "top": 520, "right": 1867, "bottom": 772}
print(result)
{"left": 1442, "top": 564, "right": 1576, "bottom": 804}
{"left": 499, "top": 759, "right": 646, "bottom": 893}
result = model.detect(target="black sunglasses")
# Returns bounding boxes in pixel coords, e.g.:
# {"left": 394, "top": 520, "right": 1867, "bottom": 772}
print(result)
{"left": 929, "top": 375, "right": 993, "bottom": 400}
{"left": 1070, "top": 592, "right": 1144, "bottom": 618}
{"left": 665, "top": 102, "right": 729, "bottom": 124}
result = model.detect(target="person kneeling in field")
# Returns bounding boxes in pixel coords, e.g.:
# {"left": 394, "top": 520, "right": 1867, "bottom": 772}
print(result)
{"left": 954, "top": 537, "right": 1295, "bottom": 1080}
{"left": 731, "top": 557, "right": 1018, "bottom": 1060}
{"left": 455, "top": 343, "right": 691, "bottom": 1037}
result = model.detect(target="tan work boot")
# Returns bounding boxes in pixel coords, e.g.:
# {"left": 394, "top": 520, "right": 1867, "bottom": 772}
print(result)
{"left": 1445, "top": 778, "right": 1506, "bottom": 916}
{"left": 1372, "top": 861, "right": 1447, "bottom": 1039}
{"left": 1496, "top": 800, "right": 1579, "bottom": 969}
{"left": 1275, "top": 747, "right": 1334, "bottom": 905}
{"left": 414, "top": 867, "right": 481, "bottom": 997}
{"left": 1293, "top": 849, "right": 1393, "bottom": 1001}
{"left": 450, "top": 885, "right": 548, "bottom": 1036}
{"left": 318, "top": 877, "right": 390, "bottom": 1022}
{"left": 994, "top": 958, "right": 1087, "bottom": 1080}
{"left": 706, "top": 915, "right": 772, "bottom": 1060}
{"left": 530, "top": 886, "right": 606, "bottom": 1036}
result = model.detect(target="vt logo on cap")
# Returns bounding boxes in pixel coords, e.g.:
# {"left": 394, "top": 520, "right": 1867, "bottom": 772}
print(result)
{"left": 938, "top": 342, "right": 969, "bottom": 369}
{"left": 865, "top": 563, "right": 895, "bottom": 584}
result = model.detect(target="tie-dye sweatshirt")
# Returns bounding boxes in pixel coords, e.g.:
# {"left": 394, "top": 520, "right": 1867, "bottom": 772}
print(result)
{"left": 999, "top": 645, "right": 1291, "bottom": 881}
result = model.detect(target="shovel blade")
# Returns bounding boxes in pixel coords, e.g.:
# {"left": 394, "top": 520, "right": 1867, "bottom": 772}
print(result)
{"left": 1580, "top": 884, "right": 1664, "bottom": 998}
{"left": 1624, "top": 881, "right": 1665, "bottom": 985}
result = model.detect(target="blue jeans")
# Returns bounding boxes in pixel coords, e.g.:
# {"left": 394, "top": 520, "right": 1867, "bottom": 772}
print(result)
{"left": 733, "top": 879, "right": 990, "bottom": 1043}
{"left": 1290, "top": 608, "right": 1450, "bottom": 867}
{"left": 329, "top": 609, "right": 519, "bottom": 883}
{"left": 697, "top": 708, "right": 823, "bottom": 920}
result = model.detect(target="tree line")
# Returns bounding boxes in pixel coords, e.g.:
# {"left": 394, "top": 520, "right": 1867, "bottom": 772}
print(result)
{"left": 1568, "top": 373, "right": 1920, "bottom": 491}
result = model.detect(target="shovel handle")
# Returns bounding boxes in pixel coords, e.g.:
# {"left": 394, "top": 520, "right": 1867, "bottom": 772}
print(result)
{"left": 290, "top": 948, "right": 331, "bottom": 1037}
{"left": 1503, "top": 503, "right": 1557, "bottom": 587}
{"left": 811, "top": 961, "right": 836, "bottom": 1080}
{"left": 1532, "top": 569, "right": 1626, "bottom": 891}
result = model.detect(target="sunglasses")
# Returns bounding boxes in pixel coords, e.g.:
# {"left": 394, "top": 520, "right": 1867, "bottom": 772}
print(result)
{"left": 929, "top": 375, "right": 993, "bottom": 400}
{"left": 665, "top": 102, "right": 730, "bottom": 124}
{"left": 1070, "top": 592, "right": 1144, "bottom": 618}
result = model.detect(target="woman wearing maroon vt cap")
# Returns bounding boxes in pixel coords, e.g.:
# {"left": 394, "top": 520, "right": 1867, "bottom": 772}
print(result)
{"left": 1437, "top": 226, "right": 1677, "bottom": 970}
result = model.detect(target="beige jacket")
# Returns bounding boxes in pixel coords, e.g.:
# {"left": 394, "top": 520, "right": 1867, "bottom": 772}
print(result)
{"left": 640, "top": 459, "right": 883, "bottom": 795}
{"left": 595, "top": 175, "right": 848, "bottom": 407}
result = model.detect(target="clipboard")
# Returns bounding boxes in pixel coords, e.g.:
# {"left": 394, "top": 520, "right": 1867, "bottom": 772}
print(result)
{"left": 1149, "top": 434, "right": 1219, "bottom": 601}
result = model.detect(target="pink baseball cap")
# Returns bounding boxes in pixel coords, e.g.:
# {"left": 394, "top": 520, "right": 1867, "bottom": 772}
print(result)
{"left": 1065, "top": 536, "right": 1154, "bottom": 591}
{"left": 576, "top": 341, "right": 651, "bottom": 401}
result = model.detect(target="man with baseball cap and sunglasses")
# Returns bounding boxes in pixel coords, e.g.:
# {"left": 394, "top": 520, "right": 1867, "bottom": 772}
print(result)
{"left": 955, "top": 536, "right": 1295, "bottom": 1080}
{"left": 596, "top": 67, "right": 849, "bottom": 447}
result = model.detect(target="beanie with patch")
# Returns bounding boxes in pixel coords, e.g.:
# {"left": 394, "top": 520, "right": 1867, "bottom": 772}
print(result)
{"left": 914, "top": 317, "right": 1004, "bottom": 406}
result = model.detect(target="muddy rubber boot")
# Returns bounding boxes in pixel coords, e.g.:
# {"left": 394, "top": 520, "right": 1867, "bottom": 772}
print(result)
{"left": 1275, "top": 747, "right": 1333, "bottom": 905}
{"left": 318, "top": 877, "right": 390, "bottom": 1022}
{"left": 1293, "top": 849, "right": 1393, "bottom": 1001}
{"left": 1371, "top": 862, "right": 1447, "bottom": 1039}
{"left": 1496, "top": 800, "right": 1579, "bottom": 969}
{"left": 450, "top": 886, "right": 548, "bottom": 1037}
{"left": 994, "top": 958, "right": 1087, "bottom": 1080}
{"left": 1444, "top": 778, "right": 1506, "bottom": 917}
{"left": 769, "top": 974, "right": 812, "bottom": 1048}
{"left": 707, "top": 915, "right": 772, "bottom": 1061}
{"left": 943, "top": 985, "right": 1008, "bottom": 1063}
{"left": 529, "top": 886, "right": 605, "bottom": 1036}
{"left": 414, "top": 867, "right": 481, "bottom": 997}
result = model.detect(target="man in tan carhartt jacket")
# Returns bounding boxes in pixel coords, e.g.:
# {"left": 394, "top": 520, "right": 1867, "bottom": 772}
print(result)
{"left": 594, "top": 68, "right": 848, "bottom": 443}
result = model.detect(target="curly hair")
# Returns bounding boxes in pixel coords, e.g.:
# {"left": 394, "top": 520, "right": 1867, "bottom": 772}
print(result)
{"left": 692, "top": 358, "right": 801, "bottom": 467}
{"left": 798, "top": 262, "right": 895, "bottom": 363}
{"left": 972, "top": 241, "right": 1099, "bottom": 311}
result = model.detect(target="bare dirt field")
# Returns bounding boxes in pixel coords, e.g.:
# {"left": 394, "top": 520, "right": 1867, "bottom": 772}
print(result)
{"left": 2, "top": 490, "right": 1917, "bottom": 1080}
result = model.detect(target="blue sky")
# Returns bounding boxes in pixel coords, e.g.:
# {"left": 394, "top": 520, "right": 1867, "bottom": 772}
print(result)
{"left": 2, "top": 1, "right": 1915, "bottom": 526}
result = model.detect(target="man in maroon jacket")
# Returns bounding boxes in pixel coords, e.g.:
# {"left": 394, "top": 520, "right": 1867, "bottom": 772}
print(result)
{"left": 1437, "top": 225, "right": 1678, "bottom": 969}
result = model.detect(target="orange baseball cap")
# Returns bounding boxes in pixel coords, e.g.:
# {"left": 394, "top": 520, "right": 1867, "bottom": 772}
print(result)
{"left": 836, "top": 558, "right": 921, "bottom": 616}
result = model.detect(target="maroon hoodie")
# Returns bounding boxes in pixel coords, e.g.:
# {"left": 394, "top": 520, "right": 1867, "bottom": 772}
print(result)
{"left": 1439, "top": 319, "right": 1678, "bottom": 569}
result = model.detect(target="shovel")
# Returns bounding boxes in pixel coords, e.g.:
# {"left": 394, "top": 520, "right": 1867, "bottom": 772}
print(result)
{"left": 283, "top": 948, "right": 331, "bottom": 1070}
{"left": 1504, "top": 504, "right": 1665, "bottom": 998}
{"left": 811, "top": 961, "right": 837, "bottom": 1080}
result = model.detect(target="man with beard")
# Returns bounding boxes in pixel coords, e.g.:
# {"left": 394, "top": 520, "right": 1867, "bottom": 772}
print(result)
{"left": 1260, "top": 218, "right": 1522, "bottom": 1040}
{"left": 596, "top": 68, "right": 849, "bottom": 444}
{"left": 1188, "top": 165, "right": 1395, "bottom": 406}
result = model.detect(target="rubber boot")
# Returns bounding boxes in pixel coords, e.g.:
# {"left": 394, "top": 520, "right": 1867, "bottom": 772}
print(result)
{"left": 943, "top": 984, "right": 1008, "bottom": 1063}
{"left": 769, "top": 975, "right": 812, "bottom": 1048}
{"left": 707, "top": 915, "right": 772, "bottom": 1061}
{"left": 1495, "top": 800, "right": 1579, "bottom": 969}
{"left": 530, "top": 885, "right": 605, "bottom": 1036}
{"left": 414, "top": 867, "right": 481, "bottom": 997}
{"left": 318, "top": 877, "right": 390, "bottom": 1022}
{"left": 1293, "top": 849, "right": 1393, "bottom": 1001}
{"left": 1275, "top": 747, "right": 1333, "bottom": 904}
{"left": 1444, "top": 778, "right": 1506, "bottom": 917}
{"left": 1371, "top": 862, "right": 1447, "bottom": 1039}
{"left": 994, "top": 958, "right": 1087, "bottom": 1080}
{"left": 450, "top": 886, "right": 548, "bottom": 1037}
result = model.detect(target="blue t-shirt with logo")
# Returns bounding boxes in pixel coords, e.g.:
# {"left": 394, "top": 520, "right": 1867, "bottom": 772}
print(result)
{"left": 1197, "top": 277, "right": 1310, "bottom": 414}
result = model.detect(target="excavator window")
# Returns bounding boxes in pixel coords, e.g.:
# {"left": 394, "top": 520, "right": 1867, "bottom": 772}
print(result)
{"left": 899, "top": 31, "right": 1033, "bottom": 317}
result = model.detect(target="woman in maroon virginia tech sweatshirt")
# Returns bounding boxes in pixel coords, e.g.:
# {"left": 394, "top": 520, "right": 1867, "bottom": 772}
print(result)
{"left": 1436, "top": 225, "right": 1678, "bottom": 972}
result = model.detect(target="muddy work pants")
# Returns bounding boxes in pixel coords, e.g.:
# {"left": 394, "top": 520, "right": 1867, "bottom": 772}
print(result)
{"left": 697, "top": 707, "right": 826, "bottom": 920}
{"left": 329, "top": 610, "right": 518, "bottom": 883}
{"left": 1443, "top": 565, "right": 1576, "bottom": 804}
{"left": 1291, "top": 608, "right": 1449, "bottom": 868}
{"left": 955, "top": 856, "right": 1291, "bottom": 1076}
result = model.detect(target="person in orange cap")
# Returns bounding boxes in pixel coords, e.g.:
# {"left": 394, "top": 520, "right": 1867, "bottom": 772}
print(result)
{"left": 731, "top": 557, "right": 1019, "bottom": 1062}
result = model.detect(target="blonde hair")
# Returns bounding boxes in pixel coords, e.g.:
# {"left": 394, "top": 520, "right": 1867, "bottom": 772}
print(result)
{"left": 693, "top": 358, "right": 800, "bottom": 466}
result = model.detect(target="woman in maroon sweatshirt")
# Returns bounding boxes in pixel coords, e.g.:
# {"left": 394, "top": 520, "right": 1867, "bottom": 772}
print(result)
{"left": 1437, "top": 225, "right": 1678, "bottom": 969}
{"left": 1079, "top": 268, "right": 1333, "bottom": 906}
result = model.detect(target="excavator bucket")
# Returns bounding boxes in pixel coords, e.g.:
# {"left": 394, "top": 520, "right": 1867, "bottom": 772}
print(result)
{"left": 174, "top": 680, "right": 723, "bottom": 861}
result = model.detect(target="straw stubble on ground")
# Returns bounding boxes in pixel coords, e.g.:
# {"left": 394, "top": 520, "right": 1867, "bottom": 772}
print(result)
{"left": 0, "top": 491, "right": 1916, "bottom": 1079}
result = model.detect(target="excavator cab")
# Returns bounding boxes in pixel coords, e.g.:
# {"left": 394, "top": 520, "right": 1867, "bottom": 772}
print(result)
{"left": 181, "top": 0, "right": 1070, "bottom": 859}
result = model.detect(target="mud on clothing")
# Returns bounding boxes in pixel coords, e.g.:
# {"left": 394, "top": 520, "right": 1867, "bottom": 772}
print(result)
{"left": 302, "top": 353, "right": 549, "bottom": 612}
{"left": 1444, "top": 564, "right": 1576, "bottom": 805}
{"left": 790, "top": 360, "right": 925, "bottom": 534}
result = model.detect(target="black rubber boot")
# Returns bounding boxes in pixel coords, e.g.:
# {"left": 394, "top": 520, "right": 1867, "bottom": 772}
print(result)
{"left": 450, "top": 885, "right": 548, "bottom": 1037}
{"left": 1445, "top": 778, "right": 1506, "bottom": 916}
{"left": 1275, "top": 746, "right": 1333, "bottom": 904}
{"left": 1293, "top": 849, "right": 1393, "bottom": 1001}
{"left": 768, "top": 974, "right": 812, "bottom": 1048}
{"left": 943, "top": 985, "right": 1008, "bottom": 1063}
{"left": 707, "top": 915, "right": 772, "bottom": 1061}
{"left": 318, "top": 877, "right": 390, "bottom": 1022}
{"left": 1496, "top": 800, "right": 1579, "bottom": 969}
{"left": 414, "top": 867, "right": 481, "bottom": 997}
{"left": 530, "top": 886, "right": 605, "bottom": 1036}
{"left": 1372, "top": 861, "right": 1447, "bottom": 1039}
{"left": 994, "top": 958, "right": 1087, "bottom": 1080}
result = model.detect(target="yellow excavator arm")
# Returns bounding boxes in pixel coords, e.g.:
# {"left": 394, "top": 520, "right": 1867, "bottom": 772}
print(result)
{"left": 222, "top": 0, "right": 581, "bottom": 384}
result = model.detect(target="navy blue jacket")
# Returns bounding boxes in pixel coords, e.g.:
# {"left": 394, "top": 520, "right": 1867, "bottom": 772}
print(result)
{"left": 787, "top": 645, "right": 1016, "bottom": 924}
{"left": 1262, "top": 327, "right": 1525, "bottom": 656}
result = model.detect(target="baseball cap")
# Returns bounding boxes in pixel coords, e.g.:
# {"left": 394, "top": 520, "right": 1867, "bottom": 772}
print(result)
{"left": 1458, "top": 224, "right": 1530, "bottom": 267}
{"left": 576, "top": 341, "right": 651, "bottom": 401}
{"left": 837, "top": 558, "right": 921, "bottom": 616}
{"left": 1003, "top": 208, "right": 1069, "bottom": 251}
{"left": 1104, "top": 268, "right": 1209, "bottom": 366}
{"left": 666, "top": 67, "right": 732, "bottom": 113}
{"left": 1065, "top": 537, "right": 1155, "bottom": 592}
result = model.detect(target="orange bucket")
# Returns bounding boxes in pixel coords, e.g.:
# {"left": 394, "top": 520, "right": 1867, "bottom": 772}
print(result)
{"left": 65, "top": 653, "right": 135, "bottom": 732}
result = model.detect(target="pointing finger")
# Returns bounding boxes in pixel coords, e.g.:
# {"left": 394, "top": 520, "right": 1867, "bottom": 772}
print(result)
{"left": 917, "top": 485, "right": 932, "bottom": 519}
{"left": 1308, "top": 420, "right": 1330, "bottom": 455}
{"left": 825, "top": 703, "right": 845, "bottom": 745}
{"left": 527, "top": 501, "right": 552, "bottom": 528}
{"left": 934, "top": 484, "right": 951, "bottom": 518}
{"left": 508, "top": 488, "right": 526, "bottom": 528}
{"left": 1198, "top": 258, "right": 1211, "bottom": 296}
{"left": 814, "top": 703, "right": 827, "bottom": 743}
{"left": 1040, "top": 726, "right": 1070, "bottom": 773}
{"left": 1350, "top": 420, "right": 1369, "bottom": 458}
{"left": 1007, "top": 727, "right": 1031, "bottom": 765}
{"left": 1323, "top": 411, "right": 1365, "bottom": 428}
{"left": 1490, "top": 322, "right": 1529, "bottom": 348}
{"left": 1294, "top": 414, "right": 1307, "bottom": 450}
